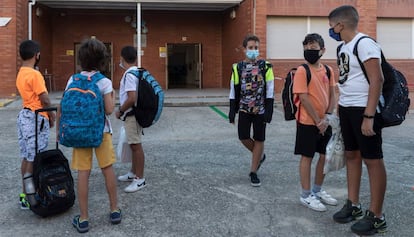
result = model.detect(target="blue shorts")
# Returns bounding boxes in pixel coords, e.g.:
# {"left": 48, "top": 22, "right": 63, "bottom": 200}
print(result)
{"left": 338, "top": 106, "right": 383, "bottom": 159}
{"left": 17, "top": 109, "right": 50, "bottom": 162}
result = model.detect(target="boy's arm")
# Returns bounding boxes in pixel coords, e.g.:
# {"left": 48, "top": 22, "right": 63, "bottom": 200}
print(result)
{"left": 39, "top": 92, "right": 55, "bottom": 128}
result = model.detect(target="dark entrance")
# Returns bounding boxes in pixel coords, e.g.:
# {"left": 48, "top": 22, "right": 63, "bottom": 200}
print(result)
{"left": 167, "top": 43, "right": 201, "bottom": 89}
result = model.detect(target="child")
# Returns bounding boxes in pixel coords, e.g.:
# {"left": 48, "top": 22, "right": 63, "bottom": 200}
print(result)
{"left": 228, "top": 35, "right": 275, "bottom": 187}
{"left": 293, "top": 33, "right": 337, "bottom": 211}
{"left": 58, "top": 38, "right": 121, "bottom": 233}
{"left": 116, "top": 46, "right": 147, "bottom": 193}
{"left": 16, "top": 40, "right": 55, "bottom": 209}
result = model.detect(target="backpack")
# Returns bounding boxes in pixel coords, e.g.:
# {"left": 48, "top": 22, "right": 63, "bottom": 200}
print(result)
{"left": 58, "top": 72, "right": 106, "bottom": 147}
{"left": 339, "top": 36, "right": 410, "bottom": 127}
{"left": 232, "top": 59, "right": 272, "bottom": 106}
{"left": 31, "top": 108, "right": 75, "bottom": 217}
{"left": 32, "top": 148, "right": 76, "bottom": 217}
{"left": 127, "top": 68, "right": 164, "bottom": 128}
{"left": 282, "top": 64, "right": 331, "bottom": 121}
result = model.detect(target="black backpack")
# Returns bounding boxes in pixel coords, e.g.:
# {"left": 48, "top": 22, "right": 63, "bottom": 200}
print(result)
{"left": 31, "top": 108, "right": 75, "bottom": 217}
{"left": 282, "top": 64, "right": 331, "bottom": 121}
{"left": 126, "top": 68, "right": 164, "bottom": 128}
{"left": 338, "top": 36, "right": 410, "bottom": 127}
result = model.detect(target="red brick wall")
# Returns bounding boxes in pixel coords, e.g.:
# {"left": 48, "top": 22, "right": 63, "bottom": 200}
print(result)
{"left": 0, "top": 0, "right": 22, "bottom": 97}
{"left": 222, "top": 0, "right": 253, "bottom": 88}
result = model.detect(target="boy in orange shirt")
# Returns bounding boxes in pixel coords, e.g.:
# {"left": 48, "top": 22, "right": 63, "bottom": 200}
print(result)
{"left": 16, "top": 40, "right": 55, "bottom": 209}
{"left": 293, "top": 33, "right": 337, "bottom": 211}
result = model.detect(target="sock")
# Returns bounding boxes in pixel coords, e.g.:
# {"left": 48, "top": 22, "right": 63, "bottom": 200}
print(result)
{"left": 312, "top": 184, "right": 322, "bottom": 194}
{"left": 301, "top": 189, "right": 311, "bottom": 198}
{"left": 352, "top": 203, "right": 361, "bottom": 208}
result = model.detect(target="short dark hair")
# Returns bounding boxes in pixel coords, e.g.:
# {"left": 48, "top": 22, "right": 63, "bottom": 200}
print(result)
{"left": 328, "top": 5, "right": 359, "bottom": 28}
{"left": 19, "top": 40, "right": 40, "bottom": 60}
{"left": 242, "top": 34, "right": 260, "bottom": 48}
{"left": 121, "top": 46, "right": 137, "bottom": 64}
{"left": 302, "top": 33, "right": 325, "bottom": 48}
{"left": 77, "top": 38, "right": 109, "bottom": 72}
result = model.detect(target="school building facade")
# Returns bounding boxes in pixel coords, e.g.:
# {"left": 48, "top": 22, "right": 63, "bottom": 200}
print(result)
{"left": 1, "top": 0, "right": 414, "bottom": 97}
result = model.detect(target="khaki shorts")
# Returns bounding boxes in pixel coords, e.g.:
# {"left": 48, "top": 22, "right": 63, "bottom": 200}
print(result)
{"left": 124, "top": 115, "right": 142, "bottom": 144}
{"left": 71, "top": 133, "right": 116, "bottom": 170}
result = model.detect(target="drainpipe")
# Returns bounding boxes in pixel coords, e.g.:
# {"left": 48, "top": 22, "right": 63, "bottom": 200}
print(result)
{"left": 28, "top": 0, "right": 36, "bottom": 40}
{"left": 137, "top": 2, "right": 141, "bottom": 67}
{"left": 252, "top": 0, "right": 256, "bottom": 35}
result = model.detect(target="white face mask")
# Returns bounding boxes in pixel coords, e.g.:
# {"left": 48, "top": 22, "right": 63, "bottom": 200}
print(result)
{"left": 119, "top": 62, "right": 126, "bottom": 70}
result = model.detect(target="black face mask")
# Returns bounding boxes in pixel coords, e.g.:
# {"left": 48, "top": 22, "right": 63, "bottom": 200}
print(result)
{"left": 304, "top": 50, "right": 321, "bottom": 64}
{"left": 34, "top": 54, "right": 40, "bottom": 68}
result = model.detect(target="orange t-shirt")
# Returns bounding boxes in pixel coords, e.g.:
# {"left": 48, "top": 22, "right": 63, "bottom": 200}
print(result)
{"left": 16, "top": 66, "right": 49, "bottom": 119}
{"left": 292, "top": 64, "right": 335, "bottom": 125}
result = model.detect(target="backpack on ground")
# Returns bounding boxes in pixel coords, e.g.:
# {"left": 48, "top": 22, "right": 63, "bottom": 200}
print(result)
{"left": 58, "top": 72, "right": 105, "bottom": 147}
{"left": 282, "top": 64, "right": 331, "bottom": 121}
{"left": 340, "top": 36, "right": 410, "bottom": 127}
{"left": 127, "top": 68, "right": 164, "bottom": 128}
{"left": 31, "top": 108, "right": 75, "bottom": 217}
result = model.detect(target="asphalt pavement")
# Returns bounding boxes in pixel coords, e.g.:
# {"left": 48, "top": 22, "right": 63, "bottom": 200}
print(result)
{"left": 0, "top": 90, "right": 413, "bottom": 237}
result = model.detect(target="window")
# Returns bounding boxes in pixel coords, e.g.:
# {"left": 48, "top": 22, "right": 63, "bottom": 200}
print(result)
{"left": 377, "top": 18, "right": 412, "bottom": 59}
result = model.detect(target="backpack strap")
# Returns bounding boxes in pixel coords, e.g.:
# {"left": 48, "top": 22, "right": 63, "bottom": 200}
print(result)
{"left": 353, "top": 36, "right": 387, "bottom": 84}
{"left": 300, "top": 64, "right": 312, "bottom": 85}
{"left": 90, "top": 72, "right": 105, "bottom": 83}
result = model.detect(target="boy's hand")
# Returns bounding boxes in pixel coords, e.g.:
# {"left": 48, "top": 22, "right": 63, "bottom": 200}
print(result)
{"left": 48, "top": 111, "right": 56, "bottom": 128}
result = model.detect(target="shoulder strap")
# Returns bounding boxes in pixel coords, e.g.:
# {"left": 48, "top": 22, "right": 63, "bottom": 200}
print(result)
{"left": 91, "top": 72, "right": 105, "bottom": 83}
{"left": 323, "top": 64, "right": 331, "bottom": 80}
{"left": 353, "top": 36, "right": 387, "bottom": 84}
{"left": 301, "top": 64, "right": 312, "bottom": 85}
{"left": 336, "top": 43, "right": 344, "bottom": 58}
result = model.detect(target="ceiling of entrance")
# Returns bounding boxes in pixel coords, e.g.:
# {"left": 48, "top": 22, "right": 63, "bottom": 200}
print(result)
{"left": 36, "top": 0, "right": 243, "bottom": 11}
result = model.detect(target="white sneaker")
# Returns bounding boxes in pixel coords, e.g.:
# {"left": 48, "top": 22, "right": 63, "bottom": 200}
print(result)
{"left": 118, "top": 171, "right": 136, "bottom": 182}
{"left": 314, "top": 190, "right": 338, "bottom": 206}
{"left": 300, "top": 194, "right": 327, "bottom": 212}
{"left": 124, "top": 178, "right": 146, "bottom": 193}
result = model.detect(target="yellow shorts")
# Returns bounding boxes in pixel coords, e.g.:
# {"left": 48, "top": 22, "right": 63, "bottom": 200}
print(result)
{"left": 71, "top": 133, "right": 116, "bottom": 171}
{"left": 124, "top": 115, "right": 142, "bottom": 144}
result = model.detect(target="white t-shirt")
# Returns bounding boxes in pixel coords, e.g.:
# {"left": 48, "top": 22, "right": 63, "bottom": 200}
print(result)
{"left": 65, "top": 71, "right": 113, "bottom": 133}
{"left": 337, "top": 33, "right": 382, "bottom": 107}
{"left": 119, "top": 66, "right": 139, "bottom": 113}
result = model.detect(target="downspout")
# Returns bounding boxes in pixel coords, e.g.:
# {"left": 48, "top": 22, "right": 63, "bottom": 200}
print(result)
{"left": 252, "top": 0, "right": 256, "bottom": 35}
{"left": 28, "top": 0, "right": 36, "bottom": 40}
{"left": 137, "top": 2, "right": 142, "bottom": 67}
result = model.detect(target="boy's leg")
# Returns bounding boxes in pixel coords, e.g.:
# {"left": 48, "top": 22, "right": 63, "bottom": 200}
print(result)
{"left": 251, "top": 141, "right": 263, "bottom": 172}
{"left": 314, "top": 154, "right": 325, "bottom": 187}
{"left": 78, "top": 170, "right": 91, "bottom": 220}
{"left": 300, "top": 156, "right": 312, "bottom": 191}
{"left": 102, "top": 165, "right": 118, "bottom": 211}
{"left": 364, "top": 158, "right": 386, "bottom": 217}
{"left": 130, "top": 143, "right": 145, "bottom": 179}
{"left": 346, "top": 150, "right": 363, "bottom": 204}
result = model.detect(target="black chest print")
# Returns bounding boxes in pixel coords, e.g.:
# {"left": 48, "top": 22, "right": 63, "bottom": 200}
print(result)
{"left": 337, "top": 52, "right": 350, "bottom": 84}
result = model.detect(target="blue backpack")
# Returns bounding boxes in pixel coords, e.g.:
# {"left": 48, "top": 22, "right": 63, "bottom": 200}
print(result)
{"left": 58, "top": 72, "right": 106, "bottom": 147}
{"left": 127, "top": 68, "right": 164, "bottom": 128}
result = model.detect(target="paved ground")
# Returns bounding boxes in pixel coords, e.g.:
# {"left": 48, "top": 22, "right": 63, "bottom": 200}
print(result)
{"left": 0, "top": 91, "right": 413, "bottom": 237}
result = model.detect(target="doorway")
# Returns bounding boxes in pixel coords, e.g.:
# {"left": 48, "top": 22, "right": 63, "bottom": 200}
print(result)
{"left": 74, "top": 42, "right": 113, "bottom": 80}
{"left": 167, "top": 43, "right": 201, "bottom": 89}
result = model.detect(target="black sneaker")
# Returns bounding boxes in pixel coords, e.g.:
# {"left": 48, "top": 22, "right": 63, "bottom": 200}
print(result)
{"left": 249, "top": 172, "right": 261, "bottom": 187}
{"left": 351, "top": 210, "right": 387, "bottom": 235}
{"left": 333, "top": 199, "right": 364, "bottom": 223}
{"left": 257, "top": 154, "right": 266, "bottom": 171}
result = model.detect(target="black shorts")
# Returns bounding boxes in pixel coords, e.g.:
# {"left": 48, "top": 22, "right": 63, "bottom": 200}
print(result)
{"left": 238, "top": 111, "right": 266, "bottom": 141}
{"left": 294, "top": 122, "right": 332, "bottom": 158}
{"left": 338, "top": 106, "right": 383, "bottom": 159}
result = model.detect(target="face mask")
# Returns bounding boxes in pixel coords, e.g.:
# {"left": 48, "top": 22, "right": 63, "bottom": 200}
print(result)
{"left": 329, "top": 27, "right": 342, "bottom": 41}
{"left": 246, "top": 49, "right": 259, "bottom": 60}
{"left": 304, "top": 50, "right": 321, "bottom": 64}
{"left": 119, "top": 62, "right": 126, "bottom": 70}
{"left": 34, "top": 54, "right": 40, "bottom": 68}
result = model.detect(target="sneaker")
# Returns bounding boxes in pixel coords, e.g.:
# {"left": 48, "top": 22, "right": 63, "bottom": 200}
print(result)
{"left": 333, "top": 199, "right": 364, "bottom": 223}
{"left": 72, "top": 215, "right": 89, "bottom": 233}
{"left": 118, "top": 171, "right": 136, "bottom": 182}
{"left": 314, "top": 190, "right": 338, "bottom": 206}
{"left": 351, "top": 210, "right": 387, "bottom": 235}
{"left": 124, "top": 178, "right": 146, "bottom": 193}
{"left": 249, "top": 172, "right": 261, "bottom": 187}
{"left": 19, "top": 193, "right": 30, "bottom": 210}
{"left": 300, "top": 194, "right": 327, "bottom": 212}
{"left": 257, "top": 154, "right": 266, "bottom": 171}
{"left": 110, "top": 209, "right": 122, "bottom": 224}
